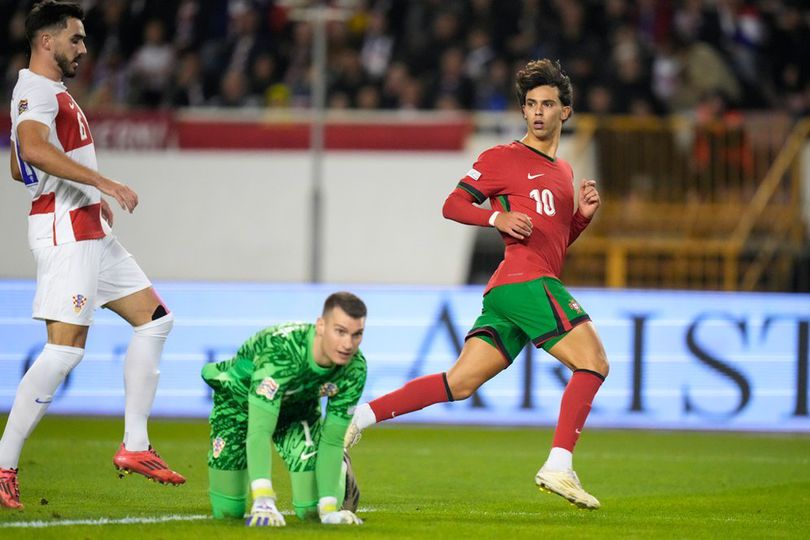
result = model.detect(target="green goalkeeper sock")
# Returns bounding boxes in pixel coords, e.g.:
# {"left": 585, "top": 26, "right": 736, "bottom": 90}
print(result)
{"left": 208, "top": 468, "right": 247, "bottom": 519}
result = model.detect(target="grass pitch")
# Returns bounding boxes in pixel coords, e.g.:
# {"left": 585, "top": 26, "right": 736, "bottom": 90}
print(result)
{"left": 0, "top": 416, "right": 807, "bottom": 539}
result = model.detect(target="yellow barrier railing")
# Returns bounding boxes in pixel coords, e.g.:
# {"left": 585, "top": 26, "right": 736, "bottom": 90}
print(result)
{"left": 563, "top": 114, "right": 809, "bottom": 291}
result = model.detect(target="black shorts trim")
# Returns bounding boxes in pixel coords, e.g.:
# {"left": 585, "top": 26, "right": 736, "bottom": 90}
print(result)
{"left": 466, "top": 326, "right": 513, "bottom": 366}
{"left": 530, "top": 315, "right": 592, "bottom": 348}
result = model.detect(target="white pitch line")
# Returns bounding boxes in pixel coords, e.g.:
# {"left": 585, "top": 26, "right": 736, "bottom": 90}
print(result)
{"left": 0, "top": 508, "right": 377, "bottom": 529}
{"left": 0, "top": 514, "right": 210, "bottom": 529}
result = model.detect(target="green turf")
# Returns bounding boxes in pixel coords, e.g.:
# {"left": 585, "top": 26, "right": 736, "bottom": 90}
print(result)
{"left": 0, "top": 416, "right": 807, "bottom": 539}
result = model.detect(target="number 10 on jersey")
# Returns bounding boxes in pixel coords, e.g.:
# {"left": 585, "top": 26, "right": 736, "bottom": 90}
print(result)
{"left": 529, "top": 188, "right": 556, "bottom": 216}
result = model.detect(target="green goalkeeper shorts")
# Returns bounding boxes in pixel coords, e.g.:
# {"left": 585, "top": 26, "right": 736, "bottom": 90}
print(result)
{"left": 467, "top": 276, "right": 590, "bottom": 363}
{"left": 207, "top": 391, "right": 323, "bottom": 473}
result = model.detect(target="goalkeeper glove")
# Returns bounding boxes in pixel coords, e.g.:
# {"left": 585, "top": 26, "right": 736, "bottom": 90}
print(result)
{"left": 245, "top": 480, "right": 285, "bottom": 527}
{"left": 318, "top": 496, "right": 363, "bottom": 525}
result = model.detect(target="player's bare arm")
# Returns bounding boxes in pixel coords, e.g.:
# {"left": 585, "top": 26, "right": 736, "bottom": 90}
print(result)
{"left": 577, "top": 179, "right": 600, "bottom": 219}
{"left": 16, "top": 120, "right": 138, "bottom": 212}
{"left": 494, "top": 212, "right": 533, "bottom": 240}
{"left": 9, "top": 144, "right": 22, "bottom": 182}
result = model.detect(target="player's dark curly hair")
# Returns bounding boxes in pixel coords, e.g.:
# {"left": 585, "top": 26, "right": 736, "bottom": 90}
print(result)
{"left": 323, "top": 292, "right": 367, "bottom": 319}
{"left": 515, "top": 59, "right": 573, "bottom": 111}
{"left": 25, "top": 1, "right": 84, "bottom": 45}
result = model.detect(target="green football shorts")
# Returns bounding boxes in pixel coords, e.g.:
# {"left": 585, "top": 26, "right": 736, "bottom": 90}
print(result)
{"left": 468, "top": 276, "right": 590, "bottom": 363}
{"left": 207, "top": 392, "right": 323, "bottom": 473}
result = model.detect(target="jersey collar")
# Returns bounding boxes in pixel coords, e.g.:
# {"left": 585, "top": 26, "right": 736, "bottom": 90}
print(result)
{"left": 515, "top": 140, "right": 556, "bottom": 163}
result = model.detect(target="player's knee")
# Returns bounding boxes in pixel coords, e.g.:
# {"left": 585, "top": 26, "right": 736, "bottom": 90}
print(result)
{"left": 209, "top": 491, "right": 246, "bottom": 520}
{"left": 447, "top": 377, "right": 478, "bottom": 401}
{"left": 133, "top": 310, "right": 174, "bottom": 339}
{"left": 41, "top": 343, "right": 84, "bottom": 377}
{"left": 587, "top": 349, "right": 609, "bottom": 378}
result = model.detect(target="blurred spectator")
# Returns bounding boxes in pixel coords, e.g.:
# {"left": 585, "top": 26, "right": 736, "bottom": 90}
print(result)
{"left": 426, "top": 47, "right": 474, "bottom": 110}
{"left": 474, "top": 58, "right": 511, "bottom": 111}
{"left": 249, "top": 52, "right": 278, "bottom": 104}
{"left": 210, "top": 69, "right": 259, "bottom": 107}
{"left": 329, "top": 48, "right": 369, "bottom": 107}
{"left": 356, "top": 84, "right": 382, "bottom": 110}
{"left": 585, "top": 84, "right": 614, "bottom": 115}
{"left": 691, "top": 90, "right": 754, "bottom": 199}
{"left": 0, "top": 0, "right": 806, "bottom": 115}
{"left": 464, "top": 27, "right": 496, "bottom": 82}
{"left": 128, "top": 19, "right": 176, "bottom": 107}
{"left": 360, "top": 9, "right": 394, "bottom": 80}
{"left": 668, "top": 33, "right": 742, "bottom": 112}
{"left": 379, "top": 61, "right": 410, "bottom": 109}
{"left": 767, "top": 1, "right": 810, "bottom": 116}
{"left": 201, "top": 1, "right": 272, "bottom": 99}
{"left": 167, "top": 51, "right": 207, "bottom": 107}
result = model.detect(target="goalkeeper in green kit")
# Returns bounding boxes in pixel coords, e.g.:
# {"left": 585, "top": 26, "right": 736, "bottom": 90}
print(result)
{"left": 201, "top": 292, "right": 368, "bottom": 526}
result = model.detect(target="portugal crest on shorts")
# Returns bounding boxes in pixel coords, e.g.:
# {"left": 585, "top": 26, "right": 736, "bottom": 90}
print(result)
{"left": 319, "top": 382, "right": 338, "bottom": 397}
{"left": 568, "top": 299, "right": 582, "bottom": 313}
{"left": 256, "top": 377, "right": 279, "bottom": 400}
{"left": 212, "top": 436, "right": 225, "bottom": 458}
{"left": 72, "top": 294, "right": 87, "bottom": 313}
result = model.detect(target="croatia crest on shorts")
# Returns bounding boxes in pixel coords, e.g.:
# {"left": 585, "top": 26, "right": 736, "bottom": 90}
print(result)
{"left": 72, "top": 294, "right": 87, "bottom": 313}
{"left": 319, "top": 382, "right": 338, "bottom": 397}
{"left": 212, "top": 436, "right": 225, "bottom": 458}
{"left": 256, "top": 377, "right": 279, "bottom": 400}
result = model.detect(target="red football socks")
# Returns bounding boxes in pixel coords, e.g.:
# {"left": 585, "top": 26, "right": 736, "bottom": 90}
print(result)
{"left": 551, "top": 370, "right": 604, "bottom": 451}
{"left": 369, "top": 372, "right": 453, "bottom": 422}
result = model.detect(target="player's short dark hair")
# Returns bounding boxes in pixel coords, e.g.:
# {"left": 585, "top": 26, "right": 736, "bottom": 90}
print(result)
{"left": 323, "top": 292, "right": 367, "bottom": 319}
{"left": 515, "top": 59, "right": 573, "bottom": 110}
{"left": 26, "top": 1, "right": 84, "bottom": 45}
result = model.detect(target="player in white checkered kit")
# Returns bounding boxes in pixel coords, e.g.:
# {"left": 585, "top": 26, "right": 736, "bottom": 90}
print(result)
{"left": 0, "top": 1, "right": 183, "bottom": 510}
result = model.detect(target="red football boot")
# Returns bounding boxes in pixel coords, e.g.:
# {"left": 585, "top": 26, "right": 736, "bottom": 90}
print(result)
{"left": 113, "top": 443, "right": 186, "bottom": 485}
{"left": 0, "top": 468, "right": 23, "bottom": 509}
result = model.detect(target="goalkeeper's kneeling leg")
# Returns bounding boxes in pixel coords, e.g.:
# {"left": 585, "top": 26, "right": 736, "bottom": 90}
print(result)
{"left": 209, "top": 468, "right": 247, "bottom": 519}
{"left": 210, "top": 491, "right": 246, "bottom": 519}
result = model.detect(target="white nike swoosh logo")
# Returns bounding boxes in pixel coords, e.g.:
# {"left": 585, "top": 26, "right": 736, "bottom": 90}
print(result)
{"left": 300, "top": 450, "right": 317, "bottom": 461}
{"left": 528, "top": 173, "right": 544, "bottom": 179}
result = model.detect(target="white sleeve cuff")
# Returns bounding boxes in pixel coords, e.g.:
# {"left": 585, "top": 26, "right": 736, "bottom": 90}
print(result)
{"left": 488, "top": 211, "right": 500, "bottom": 227}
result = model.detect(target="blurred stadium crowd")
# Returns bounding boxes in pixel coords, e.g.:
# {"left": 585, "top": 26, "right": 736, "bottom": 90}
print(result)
{"left": 0, "top": 0, "right": 808, "bottom": 116}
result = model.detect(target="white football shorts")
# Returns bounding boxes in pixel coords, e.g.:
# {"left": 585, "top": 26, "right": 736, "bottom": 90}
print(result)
{"left": 31, "top": 234, "right": 152, "bottom": 325}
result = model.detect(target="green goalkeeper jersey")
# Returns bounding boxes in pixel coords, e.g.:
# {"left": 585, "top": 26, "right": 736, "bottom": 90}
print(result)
{"left": 202, "top": 322, "right": 367, "bottom": 497}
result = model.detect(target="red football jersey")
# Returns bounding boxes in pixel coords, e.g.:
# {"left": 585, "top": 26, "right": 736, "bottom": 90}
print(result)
{"left": 455, "top": 141, "right": 586, "bottom": 292}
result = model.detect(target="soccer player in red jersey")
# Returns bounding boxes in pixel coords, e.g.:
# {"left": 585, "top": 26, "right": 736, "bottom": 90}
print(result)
{"left": 345, "top": 59, "right": 608, "bottom": 510}
{"left": 0, "top": 1, "right": 183, "bottom": 510}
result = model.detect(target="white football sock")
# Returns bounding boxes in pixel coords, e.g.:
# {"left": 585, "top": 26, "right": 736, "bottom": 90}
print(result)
{"left": 123, "top": 313, "right": 173, "bottom": 451}
{"left": 0, "top": 344, "right": 83, "bottom": 469}
{"left": 352, "top": 403, "right": 377, "bottom": 430}
{"left": 543, "top": 447, "right": 573, "bottom": 471}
